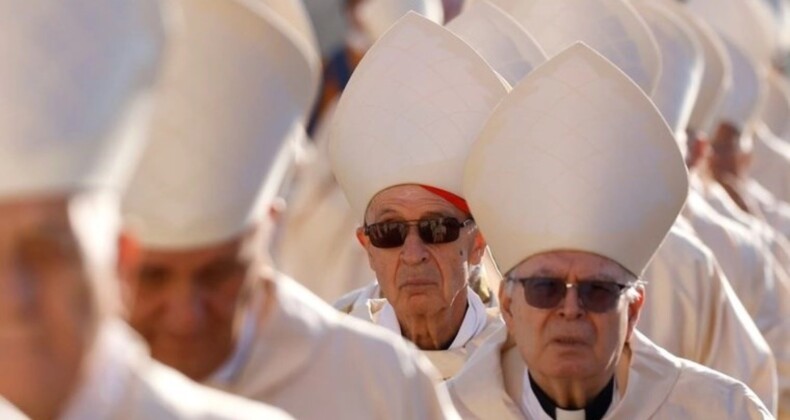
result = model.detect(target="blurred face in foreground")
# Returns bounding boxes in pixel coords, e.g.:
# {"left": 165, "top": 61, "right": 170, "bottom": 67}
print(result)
{"left": 0, "top": 192, "right": 121, "bottom": 419}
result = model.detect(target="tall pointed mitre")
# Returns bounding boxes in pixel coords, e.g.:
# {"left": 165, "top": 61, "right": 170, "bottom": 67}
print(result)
{"left": 257, "top": 0, "right": 321, "bottom": 114}
{"left": 123, "top": 0, "right": 316, "bottom": 249}
{"left": 715, "top": 38, "right": 764, "bottom": 131}
{"left": 329, "top": 12, "right": 509, "bottom": 220}
{"left": 464, "top": 44, "right": 689, "bottom": 276}
{"left": 358, "top": 0, "right": 444, "bottom": 41}
{"left": 684, "top": 0, "right": 768, "bottom": 131}
{"left": 446, "top": 0, "right": 547, "bottom": 86}
{"left": 632, "top": 1, "right": 703, "bottom": 153}
{"left": 0, "top": 0, "right": 168, "bottom": 199}
{"left": 665, "top": 7, "right": 733, "bottom": 136}
{"left": 488, "top": 0, "right": 661, "bottom": 95}
{"left": 760, "top": 71, "right": 790, "bottom": 139}
{"left": 685, "top": 0, "right": 777, "bottom": 67}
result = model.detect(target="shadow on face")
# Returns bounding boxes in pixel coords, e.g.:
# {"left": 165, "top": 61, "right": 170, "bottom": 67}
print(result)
{"left": 0, "top": 194, "right": 105, "bottom": 419}
{"left": 124, "top": 235, "right": 253, "bottom": 381}
{"left": 500, "top": 251, "right": 643, "bottom": 387}
{"left": 707, "top": 122, "right": 752, "bottom": 179}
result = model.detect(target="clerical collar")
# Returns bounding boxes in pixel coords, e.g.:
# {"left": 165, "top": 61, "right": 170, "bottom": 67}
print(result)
{"left": 528, "top": 373, "right": 615, "bottom": 420}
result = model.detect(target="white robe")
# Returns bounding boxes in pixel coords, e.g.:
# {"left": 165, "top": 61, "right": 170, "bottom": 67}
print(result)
{"left": 751, "top": 126, "right": 790, "bottom": 205}
{"left": 204, "top": 274, "right": 460, "bottom": 420}
{"left": 692, "top": 173, "right": 790, "bottom": 418}
{"left": 444, "top": 326, "right": 773, "bottom": 419}
{"left": 58, "top": 319, "right": 289, "bottom": 420}
{"left": 741, "top": 178, "right": 790, "bottom": 238}
{"left": 638, "top": 226, "right": 778, "bottom": 413}
{"left": 335, "top": 283, "right": 504, "bottom": 381}
{"left": 0, "top": 398, "right": 27, "bottom": 420}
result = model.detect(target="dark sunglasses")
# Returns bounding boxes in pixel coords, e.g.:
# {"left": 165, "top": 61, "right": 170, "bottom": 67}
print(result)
{"left": 508, "top": 276, "right": 633, "bottom": 313}
{"left": 363, "top": 217, "right": 474, "bottom": 248}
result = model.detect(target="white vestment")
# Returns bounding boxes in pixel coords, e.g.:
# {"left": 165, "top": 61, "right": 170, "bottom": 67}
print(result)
{"left": 692, "top": 172, "right": 790, "bottom": 418}
{"left": 752, "top": 126, "right": 790, "bottom": 205}
{"left": 58, "top": 319, "right": 289, "bottom": 420}
{"left": 335, "top": 283, "right": 503, "bottom": 381}
{"left": 638, "top": 226, "right": 778, "bottom": 413}
{"left": 0, "top": 398, "right": 28, "bottom": 420}
{"left": 204, "top": 274, "right": 459, "bottom": 419}
{"left": 444, "top": 326, "right": 773, "bottom": 419}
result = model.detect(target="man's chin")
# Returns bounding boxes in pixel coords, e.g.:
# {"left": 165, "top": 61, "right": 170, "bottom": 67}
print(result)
{"left": 151, "top": 349, "right": 222, "bottom": 381}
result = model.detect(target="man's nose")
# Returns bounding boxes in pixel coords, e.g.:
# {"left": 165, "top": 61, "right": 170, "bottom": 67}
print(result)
{"left": 400, "top": 225, "right": 429, "bottom": 265}
{"left": 557, "top": 284, "right": 584, "bottom": 319}
{"left": 162, "top": 282, "right": 206, "bottom": 336}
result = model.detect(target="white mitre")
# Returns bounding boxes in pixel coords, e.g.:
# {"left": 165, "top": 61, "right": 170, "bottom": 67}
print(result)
{"left": 446, "top": 0, "right": 547, "bottom": 87}
{"left": 488, "top": 0, "right": 661, "bottom": 95}
{"left": 665, "top": 7, "right": 733, "bottom": 136}
{"left": 358, "top": 0, "right": 444, "bottom": 41}
{"left": 464, "top": 43, "right": 689, "bottom": 276}
{"left": 759, "top": 71, "right": 790, "bottom": 139}
{"left": 683, "top": 0, "right": 768, "bottom": 132}
{"left": 123, "top": 0, "right": 316, "bottom": 249}
{"left": 715, "top": 39, "right": 765, "bottom": 132}
{"left": 632, "top": 1, "right": 703, "bottom": 154}
{"left": 329, "top": 12, "right": 509, "bottom": 220}
{"left": 257, "top": 0, "right": 321, "bottom": 113}
{"left": 0, "top": 0, "right": 168, "bottom": 199}
{"left": 685, "top": 0, "right": 777, "bottom": 67}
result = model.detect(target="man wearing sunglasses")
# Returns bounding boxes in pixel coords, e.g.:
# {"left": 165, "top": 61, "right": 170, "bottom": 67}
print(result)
{"left": 328, "top": 13, "right": 506, "bottom": 381}
{"left": 445, "top": 44, "right": 771, "bottom": 419}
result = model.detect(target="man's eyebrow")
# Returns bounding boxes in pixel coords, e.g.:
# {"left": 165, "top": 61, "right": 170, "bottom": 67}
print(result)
{"left": 421, "top": 210, "right": 455, "bottom": 219}
{"left": 523, "top": 267, "right": 564, "bottom": 277}
{"left": 580, "top": 273, "right": 619, "bottom": 283}
{"left": 369, "top": 208, "right": 403, "bottom": 221}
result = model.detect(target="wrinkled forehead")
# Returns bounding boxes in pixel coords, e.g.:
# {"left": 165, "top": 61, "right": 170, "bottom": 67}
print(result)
{"left": 364, "top": 184, "right": 466, "bottom": 223}
{"left": 507, "top": 250, "right": 632, "bottom": 282}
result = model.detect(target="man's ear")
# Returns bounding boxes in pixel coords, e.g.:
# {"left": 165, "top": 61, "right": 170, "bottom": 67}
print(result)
{"left": 626, "top": 286, "right": 645, "bottom": 340}
{"left": 268, "top": 197, "right": 287, "bottom": 223}
{"left": 469, "top": 229, "right": 486, "bottom": 264}
{"left": 355, "top": 226, "right": 367, "bottom": 247}
{"left": 117, "top": 230, "right": 139, "bottom": 275}
{"left": 499, "top": 281, "right": 514, "bottom": 328}
{"left": 116, "top": 230, "right": 140, "bottom": 313}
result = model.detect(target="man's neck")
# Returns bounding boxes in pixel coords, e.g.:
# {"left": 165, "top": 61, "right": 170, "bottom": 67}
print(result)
{"left": 529, "top": 368, "right": 616, "bottom": 409}
{"left": 529, "top": 373, "right": 615, "bottom": 420}
{"left": 398, "top": 296, "right": 468, "bottom": 351}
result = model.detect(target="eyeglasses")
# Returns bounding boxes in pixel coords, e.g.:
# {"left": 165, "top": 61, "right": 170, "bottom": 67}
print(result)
{"left": 363, "top": 217, "right": 474, "bottom": 248}
{"left": 508, "top": 277, "right": 634, "bottom": 313}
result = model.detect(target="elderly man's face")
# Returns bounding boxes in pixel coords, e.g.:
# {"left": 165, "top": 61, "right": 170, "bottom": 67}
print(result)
{"left": 125, "top": 235, "right": 251, "bottom": 381}
{"left": 501, "top": 251, "right": 643, "bottom": 384}
{"left": 0, "top": 195, "right": 104, "bottom": 418}
{"left": 708, "top": 122, "right": 751, "bottom": 178}
{"left": 358, "top": 185, "right": 484, "bottom": 322}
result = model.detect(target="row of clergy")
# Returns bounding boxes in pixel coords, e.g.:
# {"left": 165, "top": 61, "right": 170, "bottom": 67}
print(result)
{"left": 0, "top": 0, "right": 788, "bottom": 419}
{"left": 280, "top": 0, "right": 790, "bottom": 417}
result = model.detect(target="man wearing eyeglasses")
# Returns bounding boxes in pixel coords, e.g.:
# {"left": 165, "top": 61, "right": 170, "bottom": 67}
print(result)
{"left": 445, "top": 43, "right": 772, "bottom": 419}
{"left": 329, "top": 13, "right": 505, "bottom": 381}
